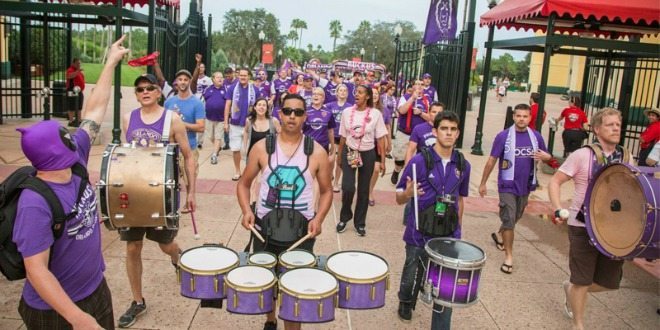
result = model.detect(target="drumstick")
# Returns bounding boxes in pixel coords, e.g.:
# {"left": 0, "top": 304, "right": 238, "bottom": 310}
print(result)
{"left": 249, "top": 224, "right": 265, "bottom": 243}
{"left": 190, "top": 209, "right": 200, "bottom": 240}
{"left": 412, "top": 163, "right": 420, "bottom": 231}
{"left": 286, "top": 233, "right": 312, "bottom": 252}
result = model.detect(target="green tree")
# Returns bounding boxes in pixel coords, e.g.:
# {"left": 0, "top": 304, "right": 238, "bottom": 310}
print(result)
{"left": 290, "top": 19, "right": 308, "bottom": 49}
{"left": 329, "top": 20, "right": 342, "bottom": 53}
{"left": 216, "top": 8, "right": 282, "bottom": 68}
{"left": 287, "top": 30, "right": 298, "bottom": 48}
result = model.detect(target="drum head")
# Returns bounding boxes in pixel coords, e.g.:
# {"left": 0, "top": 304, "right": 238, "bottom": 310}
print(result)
{"left": 279, "top": 268, "right": 337, "bottom": 295}
{"left": 226, "top": 266, "right": 274, "bottom": 287}
{"left": 179, "top": 246, "right": 238, "bottom": 272}
{"left": 326, "top": 251, "right": 388, "bottom": 281}
{"left": 279, "top": 250, "right": 315, "bottom": 267}
{"left": 588, "top": 164, "right": 646, "bottom": 257}
{"left": 426, "top": 238, "right": 485, "bottom": 266}
{"left": 249, "top": 252, "right": 277, "bottom": 266}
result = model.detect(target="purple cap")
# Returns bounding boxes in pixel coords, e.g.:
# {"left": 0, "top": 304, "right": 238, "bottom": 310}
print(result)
{"left": 17, "top": 120, "right": 79, "bottom": 171}
{"left": 422, "top": 73, "right": 432, "bottom": 79}
{"left": 303, "top": 74, "right": 313, "bottom": 80}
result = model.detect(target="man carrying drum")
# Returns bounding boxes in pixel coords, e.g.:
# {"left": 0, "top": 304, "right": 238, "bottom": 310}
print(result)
{"left": 237, "top": 93, "right": 333, "bottom": 330}
{"left": 548, "top": 108, "right": 633, "bottom": 330}
{"left": 394, "top": 111, "right": 471, "bottom": 328}
{"left": 117, "top": 73, "right": 197, "bottom": 327}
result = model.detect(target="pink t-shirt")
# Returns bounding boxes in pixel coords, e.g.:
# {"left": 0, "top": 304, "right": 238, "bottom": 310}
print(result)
{"left": 559, "top": 147, "right": 632, "bottom": 227}
{"left": 339, "top": 106, "right": 388, "bottom": 151}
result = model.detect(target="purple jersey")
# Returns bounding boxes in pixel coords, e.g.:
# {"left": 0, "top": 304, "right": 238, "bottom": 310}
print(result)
{"left": 423, "top": 85, "right": 437, "bottom": 101}
{"left": 325, "top": 101, "right": 353, "bottom": 138}
{"left": 271, "top": 78, "right": 292, "bottom": 106}
{"left": 397, "top": 93, "right": 429, "bottom": 134}
{"left": 202, "top": 85, "right": 227, "bottom": 122}
{"left": 323, "top": 80, "right": 340, "bottom": 104}
{"left": 381, "top": 94, "right": 397, "bottom": 125}
{"left": 299, "top": 88, "right": 314, "bottom": 108}
{"left": 223, "top": 78, "right": 237, "bottom": 93}
{"left": 396, "top": 149, "right": 470, "bottom": 246}
{"left": 13, "top": 129, "right": 105, "bottom": 309}
{"left": 303, "top": 105, "right": 336, "bottom": 149}
{"left": 227, "top": 83, "right": 261, "bottom": 127}
{"left": 126, "top": 108, "right": 168, "bottom": 146}
{"left": 345, "top": 82, "right": 356, "bottom": 105}
{"left": 490, "top": 129, "right": 547, "bottom": 196}
{"left": 256, "top": 81, "right": 271, "bottom": 99}
{"left": 410, "top": 122, "right": 436, "bottom": 151}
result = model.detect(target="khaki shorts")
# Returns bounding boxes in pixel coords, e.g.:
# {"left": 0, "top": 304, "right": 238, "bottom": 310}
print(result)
{"left": 229, "top": 124, "right": 244, "bottom": 151}
{"left": 568, "top": 225, "right": 623, "bottom": 289}
{"left": 179, "top": 149, "right": 199, "bottom": 189}
{"left": 204, "top": 119, "right": 225, "bottom": 143}
{"left": 391, "top": 131, "right": 410, "bottom": 161}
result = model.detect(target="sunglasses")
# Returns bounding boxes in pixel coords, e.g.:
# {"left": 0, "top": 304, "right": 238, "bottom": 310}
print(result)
{"left": 135, "top": 85, "right": 158, "bottom": 93}
{"left": 281, "top": 107, "right": 306, "bottom": 117}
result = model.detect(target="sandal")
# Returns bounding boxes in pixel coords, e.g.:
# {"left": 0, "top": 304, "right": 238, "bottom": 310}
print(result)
{"left": 500, "top": 263, "right": 513, "bottom": 274}
{"left": 368, "top": 199, "right": 375, "bottom": 206}
{"left": 231, "top": 174, "right": 241, "bottom": 181}
{"left": 333, "top": 186, "right": 340, "bottom": 193}
{"left": 181, "top": 207, "right": 191, "bottom": 214}
{"left": 491, "top": 233, "right": 504, "bottom": 251}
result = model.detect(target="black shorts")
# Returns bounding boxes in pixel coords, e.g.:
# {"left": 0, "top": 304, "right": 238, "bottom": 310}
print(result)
{"left": 334, "top": 136, "right": 341, "bottom": 145}
{"left": 67, "top": 91, "right": 84, "bottom": 111}
{"left": 568, "top": 225, "right": 623, "bottom": 289}
{"left": 119, "top": 227, "right": 178, "bottom": 244}
{"left": 19, "top": 278, "right": 114, "bottom": 330}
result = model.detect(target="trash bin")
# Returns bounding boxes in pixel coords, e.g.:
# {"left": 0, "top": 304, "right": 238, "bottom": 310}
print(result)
{"left": 51, "top": 80, "right": 67, "bottom": 118}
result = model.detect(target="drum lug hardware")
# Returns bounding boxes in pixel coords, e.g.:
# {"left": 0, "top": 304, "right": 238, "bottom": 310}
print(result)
{"left": 345, "top": 285, "right": 350, "bottom": 301}
{"left": 223, "top": 282, "right": 226, "bottom": 296}
{"left": 176, "top": 268, "right": 180, "bottom": 283}
{"left": 318, "top": 301, "right": 323, "bottom": 319}
{"left": 112, "top": 183, "right": 124, "bottom": 187}
{"left": 647, "top": 203, "right": 657, "bottom": 212}
{"left": 259, "top": 292, "right": 264, "bottom": 310}
{"left": 149, "top": 181, "right": 161, "bottom": 187}
{"left": 386, "top": 275, "right": 390, "bottom": 290}
{"left": 334, "top": 294, "right": 338, "bottom": 307}
{"left": 151, "top": 213, "right": 161, "bottom": 219}
{"left": 370, "top": 285, "right": 376, "bottom": 301}
{"left": 190, "top": 277, "right": 195, "bottom": 292}
{"left": 115, "top": 214, "right": 125, "bottom": 220}
{"left": 233, "top": 292, "right": 238, "bottom": 308}
{"left": 214, "top": 277, "right": 218, "bottom": 293}
{"left": 96, "top": 180, "right": 107, "bottom": 187}
{"left": 294, "top": 300, "right": 299, "bottom": 317}
{"left": 277, "top": 293, "right": 281, "bottom": 307}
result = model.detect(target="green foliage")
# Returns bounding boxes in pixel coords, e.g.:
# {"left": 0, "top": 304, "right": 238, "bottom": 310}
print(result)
{"left": 329, "top": 20, "right": 342, "bottom": 53}
{"left": 80, "top": 62, "right": 145, "bottom": 86}
{"left": 290, "top": 18, "right": 308, "bottom": 49}
{"left": 210, "top": 49, "right": 229, "bottom": 71}
{"left": 489, "top": 52, "right": 531, "bottom": 83}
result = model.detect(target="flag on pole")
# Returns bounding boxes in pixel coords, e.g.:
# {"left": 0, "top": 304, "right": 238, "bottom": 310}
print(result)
{"left": 422, "top": 0, "right": 458, "bottom": 45}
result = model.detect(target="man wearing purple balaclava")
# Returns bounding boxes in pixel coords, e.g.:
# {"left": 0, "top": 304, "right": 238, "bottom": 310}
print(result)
{"left": 13, "top": 35, "right": 129, "bottom": 330}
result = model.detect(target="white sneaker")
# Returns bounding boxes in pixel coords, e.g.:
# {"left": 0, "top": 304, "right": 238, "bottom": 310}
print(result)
{"left": 562, "top": 280, "right": 574, "bottom": 319}
{"left": 210, "top": 155, "right": 218, "bottom": 165}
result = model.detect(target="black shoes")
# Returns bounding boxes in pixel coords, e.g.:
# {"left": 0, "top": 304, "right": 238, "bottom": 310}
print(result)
{"left": 390, "top": 170, "right": 400, "bottom": 185}
{"left": 263, "top": 321, "right": 277, "bottom": 330}
{"left": 356, "top": 227, "right": 366, "bottom": 236}
{"left": 118, "top": 299, "right": 147, "bottom": 328}
{"left": 336, "top": 221, "right": 347, "bottom": 233}
{"left": 398, "top": 302, "right": 412, "bottom": 321}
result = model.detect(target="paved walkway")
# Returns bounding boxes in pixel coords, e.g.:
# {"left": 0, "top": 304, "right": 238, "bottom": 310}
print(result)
{"left": 0, "top": 90, "right": 657, "bottom": 329}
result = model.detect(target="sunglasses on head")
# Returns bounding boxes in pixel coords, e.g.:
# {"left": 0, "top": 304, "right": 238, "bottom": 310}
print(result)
{"left": 281, "top": 107, "right": 306, "bottom": 117}
{"left": 135, "top": 85, "right": 158, "bottom": 93}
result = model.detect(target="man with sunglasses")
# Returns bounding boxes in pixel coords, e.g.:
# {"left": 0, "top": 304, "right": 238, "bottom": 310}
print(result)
{"left": 117, "top": 73, "right": 198, "bottom": 328}
{"left": 238, "top": 93, "right": 333, "bottom": 330}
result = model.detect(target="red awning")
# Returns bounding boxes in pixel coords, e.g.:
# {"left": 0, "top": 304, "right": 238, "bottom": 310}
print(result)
{"left": 52, "top": 0, "right": 180, "bottom": 8}
{"left": 480, "top": 0, "right": 659, "bottom": 36}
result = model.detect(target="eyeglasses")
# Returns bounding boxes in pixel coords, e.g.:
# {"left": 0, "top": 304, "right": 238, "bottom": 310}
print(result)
{"left": 135, "top": 85, "right": 158, "bottom": 93}
{"left": 281, "top": 107, "right": 306, "bottom": 117}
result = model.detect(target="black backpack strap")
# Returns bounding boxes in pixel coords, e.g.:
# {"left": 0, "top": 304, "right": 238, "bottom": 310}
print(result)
{"left": 421, "top": 147, "right": 433, "bottom": 172}
{"left": 18, "top": 178, "right": 68, "bottom": 239}
{"left": 454, "top": 150, "right": 465, "bottom": 172}
{"left": 266, "top": 134, "right": 276, "bottom": 155}
{"left": 303, "top": 135, "right": 314, "bottom": 156}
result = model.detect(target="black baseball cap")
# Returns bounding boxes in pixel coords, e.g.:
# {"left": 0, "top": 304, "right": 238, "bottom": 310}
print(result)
{"left": 175, "top": 69, "right": 192, "bottom": 79}
{"left": 134, "top": 73, "right": 158, "bottom": 86}
{"left": 224, "top": 67, "right": 234, "bottom": 74}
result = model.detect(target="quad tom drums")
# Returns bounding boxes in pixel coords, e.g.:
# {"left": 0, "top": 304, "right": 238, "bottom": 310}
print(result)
{"left": 325, "top": 251, "right": 389, "bottom": 309}
{"left": 177, "top": 245, "right": 239, "bottom": 300}
{"left": 225, "top": 266, "right": 277, "bottom": 315}
{"left": 278, "top": 268, "right": 338, "bottom": 323}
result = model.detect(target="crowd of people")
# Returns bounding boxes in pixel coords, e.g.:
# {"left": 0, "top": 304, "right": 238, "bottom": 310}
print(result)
{"left": 6, "top": 35, "right": 656, "bottom": 330}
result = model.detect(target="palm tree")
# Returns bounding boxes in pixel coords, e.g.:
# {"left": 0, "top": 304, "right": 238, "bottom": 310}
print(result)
{"left": 287, "top": 30, "right": 298, "bottom": 48}
{"left": 329, "top": 20, "right": 342, "bottom": 53}
{"left": 291, "top": 19, "right": 308, "bottom": 49}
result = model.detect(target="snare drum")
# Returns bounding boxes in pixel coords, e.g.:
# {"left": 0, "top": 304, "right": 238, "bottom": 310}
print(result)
{"left": 225, "top": 266, "right": 277, "bottom": 315}
{"left": 424, "top": 238, "right": 486, "bottom": 308}
{"left": 98, "top": 144, "right": 180, "bottom": 230}
{"left": 248, "top": 252, "right": 278, "bottom": 272}
{"left": 325, "top": 251, "right": 389, "bottom": 309}
{"left": 585, "top": 163, "right": 659, "bottom": 260}
{"left": 278, "top": 268, "right": 338, "bottom": 323}
{"left": 178, "top": 245, "right": 239, "bottom": 300}
{"left": 278, "top": 250, "right": 316, "bottom": 273}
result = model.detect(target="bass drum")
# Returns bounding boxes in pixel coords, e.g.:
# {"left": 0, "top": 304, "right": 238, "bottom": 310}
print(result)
{"left": 97, "top": 144, "right": 180, "bottom": 230}
{"left": 584, "top": 163, "right": 658, "bottom": 260}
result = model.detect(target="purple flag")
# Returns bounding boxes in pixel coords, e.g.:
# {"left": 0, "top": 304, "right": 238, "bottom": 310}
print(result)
{"left": 422, "top": 0, "right": 458, "bottom": 45}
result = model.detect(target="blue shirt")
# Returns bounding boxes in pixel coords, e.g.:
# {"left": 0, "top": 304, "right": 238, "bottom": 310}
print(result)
{"left": 164, "top": 95, "right": 205, "bottom": 148}
{"left": 396, "top": 148, "right": 471, "bottom": 247}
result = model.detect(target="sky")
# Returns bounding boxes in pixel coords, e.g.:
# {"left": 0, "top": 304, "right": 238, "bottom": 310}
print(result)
{"left": 177, "top": 0, "right": 532, "bottom": 60}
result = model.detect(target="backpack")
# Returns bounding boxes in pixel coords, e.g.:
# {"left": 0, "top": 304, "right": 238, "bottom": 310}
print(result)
{"left": 420, "top": 147, "right": 465, "bottom": 194}
{"left": 0, "top": 163, "right": 88, "bottom": 281}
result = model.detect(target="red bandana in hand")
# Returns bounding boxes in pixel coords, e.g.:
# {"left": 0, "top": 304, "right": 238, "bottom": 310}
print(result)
{"left": 128, "top": 51, "right": 160, "bottom": 67}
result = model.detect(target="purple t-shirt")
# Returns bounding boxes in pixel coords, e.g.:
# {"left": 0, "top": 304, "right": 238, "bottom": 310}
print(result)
{"left": 256, "top": 81, "right": 271, "bottom": 99}
{"left": 423, "top": 85, "right": 437, "bottom": 101}
{"left": 397, "top": 93, "right": 428, "bottom": 134}
{"left": 396, "top": 149, "right": 471, "bottom": 247}
{"left": 381, "top": 94, "right": 397, "bottom": 125}
{"left": 226, "top": 83, "right": 261, "bottom": 127}
{"left": 202, "top": 85, "right": 227, "bottom": 122}
{"left": 344, "top": 82, "right": 356, "bottom": 105}
{"left": 13, "top": 129, "right": 105, "bottom": 310}
{"left": 303, "top": 105, "right": 336, "bottom": 149}
{"left": 410, "top": 122, "right": 436, "bottom": 151}
{"left": 490, "top": 129, "right": 548, "bottom": 196}
{"left": 323, "top": 80, "right": 340, "bottom": 104}
{"left": 223, "top": 78, "right": 237, "bottom": 93}
{"left": 299, "top": 89, "right": 313, "bottom": 108}
{"left": 271, "top": 78, "right": 292, "bottom": 107}
{"left": 325, "top": 101, "right": 353, "bottom": 138}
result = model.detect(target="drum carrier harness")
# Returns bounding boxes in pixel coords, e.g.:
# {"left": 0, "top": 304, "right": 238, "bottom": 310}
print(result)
{"left": 417, "top": 147, "right": 465, "bottom": 237}
{"left": 575, "top": 143, "right": 629, "bottom": 223}
{"left": 258, "top": 134, "right": 315, "bottom": 244}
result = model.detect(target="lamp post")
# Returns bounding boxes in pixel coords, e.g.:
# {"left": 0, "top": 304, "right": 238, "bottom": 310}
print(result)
{"left": 277, "top": 49, "right": 282, "bottom": 68}
{"left": 360, "top": 47, "right": 365, "bottom": 61}
{"left": 393, "top": 23, "right": 402, "bottom": 98}
{"left": 258, "top": 30, "right": 265, "bottom": 65}
{"left": 372, "top": 46, "right": 377, "bottom": 62}
{"left": 471, "top": 0, "right": 497, "bottom": 155}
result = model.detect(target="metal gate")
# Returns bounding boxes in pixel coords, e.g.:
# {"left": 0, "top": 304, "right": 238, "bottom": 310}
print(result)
{"left": 582, "top": 55, "right": 660, "bottom": 157}
{"left": 394, "top": 31, "right": 470, "bottom": 147}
